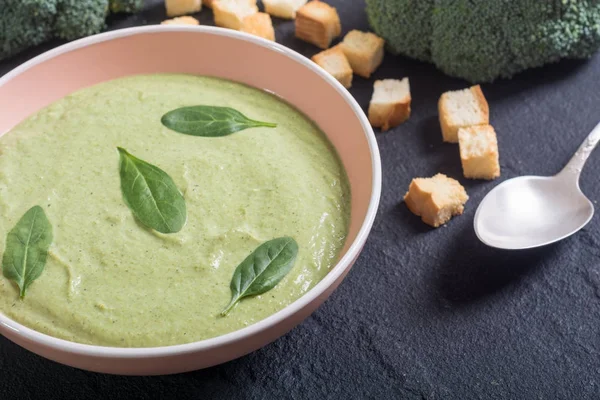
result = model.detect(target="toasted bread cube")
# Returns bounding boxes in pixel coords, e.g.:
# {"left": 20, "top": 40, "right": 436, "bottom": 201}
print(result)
{"left": 340, "top": 30, "right": 385, "bottom": 78}
{"left": 458, "top": 125, "right": 500, "bottom": 180}
{"left": 263, "top": 0, "right": 307, "bottom": 19}
{"left": 404, "top": 174, "right": 469, "bottom": 228}
{"left": 312, "top": 45, "right": 353, "bottom": 89}
{"left": 295, "top": 1, "right": 341, "bottom": 49}
{"left": 438, "top": 85, "right": 489, "bottom": 143}
{"left": 165, "top": 0, "right": 201, "bottom": 17}
{"left": 368, "top": 78, "right": 411, "bottom": 131}
{"left": 203, "top": 0, "right": 214, "bottom": 8}
{"left": 213, "top": 0, "right": 258, "bottom": 30}
{"left": 241, "top": 12, "right": 275, "bottom": 41}
{"left": 161, "top": 16, "right": 200, "bottom": 25}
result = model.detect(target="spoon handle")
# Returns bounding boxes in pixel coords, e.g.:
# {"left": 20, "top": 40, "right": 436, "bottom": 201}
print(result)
{"left": 559, "top": 121, "right": 600, "bottom": 182}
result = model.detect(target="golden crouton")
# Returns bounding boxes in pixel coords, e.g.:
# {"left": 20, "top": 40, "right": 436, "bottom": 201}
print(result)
{"left": 341, "top": 30, "right": 385, "bottom": 78}
{"left": 295, "top": 1, "right": 341, "bottom": 49}
{"left": 404, "top": 174, "right": 469, "bottom": 228}
{"left": 312, "top": 45, "right": 353, "bottom": 89}
{"left": 458, "top": 124, "right": 501, "bottom": 180}
{"left": 368, "top": 78, "right": 411, "bottom": 131}
{"left": 241, "top": 12, "right": 275, "bottom": 41}
{"left": 213, "top": 0, "right": 259, "bottom": 30}
{"left": 165, "top": 0, "right": 202, "bottom": 17}
{"left": 161, "top": 16, "right": 200, "bottom": 25}
{"left": 263, "top": 0, "right": 307, "bottom": 19}
{"left": 438, "top": 85, "right": 489, "bottom": 143}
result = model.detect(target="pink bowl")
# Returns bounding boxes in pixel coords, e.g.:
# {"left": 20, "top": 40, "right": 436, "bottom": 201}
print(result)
{"left": 0, "top": 26, "right": 381, "bottom": 375}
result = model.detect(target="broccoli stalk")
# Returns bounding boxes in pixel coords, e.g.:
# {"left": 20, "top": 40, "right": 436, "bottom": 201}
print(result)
{"left": 366, "top": 0, "right": 600, "bottom": 82}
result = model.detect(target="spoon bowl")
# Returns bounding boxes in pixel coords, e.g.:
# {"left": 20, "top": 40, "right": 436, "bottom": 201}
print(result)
{"left": 475, "top": 122, "right": 600, "bottom": 250}
{"left": 474, "top": 174, "right": 594, "bottom": 250}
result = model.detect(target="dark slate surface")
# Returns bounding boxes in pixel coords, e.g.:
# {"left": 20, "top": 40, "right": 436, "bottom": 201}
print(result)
{"left": 2, "top": 1, "right": 600, "bottom": 399}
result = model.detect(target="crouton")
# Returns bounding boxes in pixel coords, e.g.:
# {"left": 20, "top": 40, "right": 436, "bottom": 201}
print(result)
{"left": 263, "top": 0, "right": 307, "bottom": 19}
{"left": 438, "top": 85, "right": 489, "bottom": 143}
{"left": 458, "top": 124, "right": 500, "bottom": 180}
{"left": 368, "top": 78, "right": 411, "bottom": 131}
{"left": 213, "top": 0, "right": 258, "bottom": 30}
{"left": 241, "top": 12, "right": 275, "bottom": 41}
{"left": 340, "top": 30, "right": 385, "bottom": 78}
{"left": 161, "top": 16, "right": 200, "bottom": 25}
{"left": 203, "top": 0, "right": 214, "bottom": 8}
{"left": 165, "top": 0, "right": 202, "bottom": 17}
{"left": 312, "top": 45, "right": 353, "bottom": 89}
{"left": 404, "top": 174, "right": 469, "bottom": 228}
{"left": 295, "top": 1, "right": 341, "bottom": 49}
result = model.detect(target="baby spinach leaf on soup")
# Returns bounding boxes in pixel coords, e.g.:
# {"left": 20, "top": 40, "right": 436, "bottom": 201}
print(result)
{"left": 117, "top": 147, "right": 187, "bottom": 234}
{"left": 161, "top": 105, "right": 277, "bottom": 137}
{"left": 2, "top": 206, "right": 53, "bottom": 298}
{"left": 221, "top": 237, "right": 299, "bottom": 316}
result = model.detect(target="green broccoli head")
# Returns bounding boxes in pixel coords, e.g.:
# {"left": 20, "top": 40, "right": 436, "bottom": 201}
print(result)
{"left": 54, "top": 0, "right": 108, "bottom": 41}
{"left": 0, "top": 0, "right": 145, "bottom": 61}
{"left": 366, "top": 0, "right": 434, "bottom": 62}
{"left": 109, "top": 0, "right": 144, "bottom": 13}
{"left": 0, "top": 0, "right": 58, "bottom": 60}
{"left": 366, "top": 0, "right": 600, "bottom": 82}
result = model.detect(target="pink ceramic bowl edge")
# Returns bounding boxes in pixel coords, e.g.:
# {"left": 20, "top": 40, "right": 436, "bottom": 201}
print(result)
{"left": 0, "top": 26, "right": 381, "bottom": 375}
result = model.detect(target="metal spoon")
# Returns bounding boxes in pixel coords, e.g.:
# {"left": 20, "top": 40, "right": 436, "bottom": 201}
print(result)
{"left": 474, "top": 122, "right": 600, "bottom": 250}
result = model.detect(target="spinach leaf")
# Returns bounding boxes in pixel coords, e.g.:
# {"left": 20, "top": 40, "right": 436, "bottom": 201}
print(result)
{"left": 221, "top": 237, "right": 298, "bottom": 316}
{"left": 117, "top": 147, "right": 187, "bottom": 234}
{"left": 161, "top": 105, "right": 277, "bottom": 137}
{"left": 2, "top": 206, "right": 53, "bottom": 298}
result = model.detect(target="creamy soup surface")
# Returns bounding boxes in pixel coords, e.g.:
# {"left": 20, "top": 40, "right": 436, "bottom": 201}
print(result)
{"left": 0, "top": 74, "right": 350, "bottom": 347}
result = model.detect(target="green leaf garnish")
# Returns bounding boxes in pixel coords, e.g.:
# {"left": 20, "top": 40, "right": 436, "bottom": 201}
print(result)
{"left": 221, "top": 237, "right": 299, "bottom": 316}
{"left": 161, "top": 105, "right": 277, "bottom": 137}
{"left": 2, "top": 206, "right": 53, "bottom": 298}
{"left": 117, "top": 147, "right": 187, "bottom": 234}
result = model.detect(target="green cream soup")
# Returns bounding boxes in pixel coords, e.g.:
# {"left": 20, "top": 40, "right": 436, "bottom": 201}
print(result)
{"left": 0, "top": 74, "right": 350, "bottom": 347}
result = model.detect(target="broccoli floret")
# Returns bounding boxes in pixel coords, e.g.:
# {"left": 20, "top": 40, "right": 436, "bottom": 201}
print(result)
{"left": 366, "top": 0, "right": 600, "bottom": 82}
{"left": 366, "top": 0, "right": 434, "bottom": 63}
{"left": 109, "top": 0, "right": 144, "bottom": 13}
{"left": 54, "top": 0, "right": 109, "bottom": 41}
{"left": 0, "top": 0, "right": 145, "bottom": 61}
{"left": 0, "top": 0, "right": 58, "bottom": 60}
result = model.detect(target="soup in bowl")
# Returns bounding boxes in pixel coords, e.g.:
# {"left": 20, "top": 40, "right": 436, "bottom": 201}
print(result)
{"left": 0, "top": 26, "right": 381, "bottom": 375}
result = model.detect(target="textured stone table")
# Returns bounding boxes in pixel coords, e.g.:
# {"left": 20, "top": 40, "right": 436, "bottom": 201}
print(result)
{"left": 1, "top": 1, "right": 600, "bottom": 399}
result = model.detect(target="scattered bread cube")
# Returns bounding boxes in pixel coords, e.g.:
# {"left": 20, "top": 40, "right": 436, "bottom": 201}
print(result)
{"left": 404, "top": 174, "right": 469, "bottom": 228}
{"left": 241, "top": 12, "right": 275, "bottom": 41}
{"left": 368, "top": 78, "right": 411, "bottom": 131}
{"left": 295, "top": 1, "right": 341, "bottom": 49}
{"left": 213, "top": 0, "right": 258, "bottom": 30}
{"left": 203, "top": 0, "right": 214, "bottom": 8}
{"left": 312, "top": 45, "right": 353, "bottom": 89}
{"left": 165, "top": 0, "right": 202, "bottom": 17}
{"left": 438, "top": 85, "right": 489, "bottom": 143}
{"left": 263, "top": 0, "right": 307, "bottom": 19}
{"left": 340, "top": 30, "right": 385, "bottom": 78}
{"left": 458, "top": 124, "right": 500, "bottom": 180}
{"left": 161, "top": 16, "right": 200, "bottom": 25}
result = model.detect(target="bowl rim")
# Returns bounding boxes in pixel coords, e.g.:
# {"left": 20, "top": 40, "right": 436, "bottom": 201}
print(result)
{"left": 0, "top": 25, "right": 382, "bottom": 358}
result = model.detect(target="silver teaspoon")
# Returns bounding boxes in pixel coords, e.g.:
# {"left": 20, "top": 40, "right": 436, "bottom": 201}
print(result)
{"left": 474, "top": 121, "right": 600, "bottom": 250}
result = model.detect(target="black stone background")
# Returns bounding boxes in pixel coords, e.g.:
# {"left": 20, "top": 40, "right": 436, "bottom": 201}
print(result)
{"left": 1, "top": 1, "right": 600, "bottom": 399}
